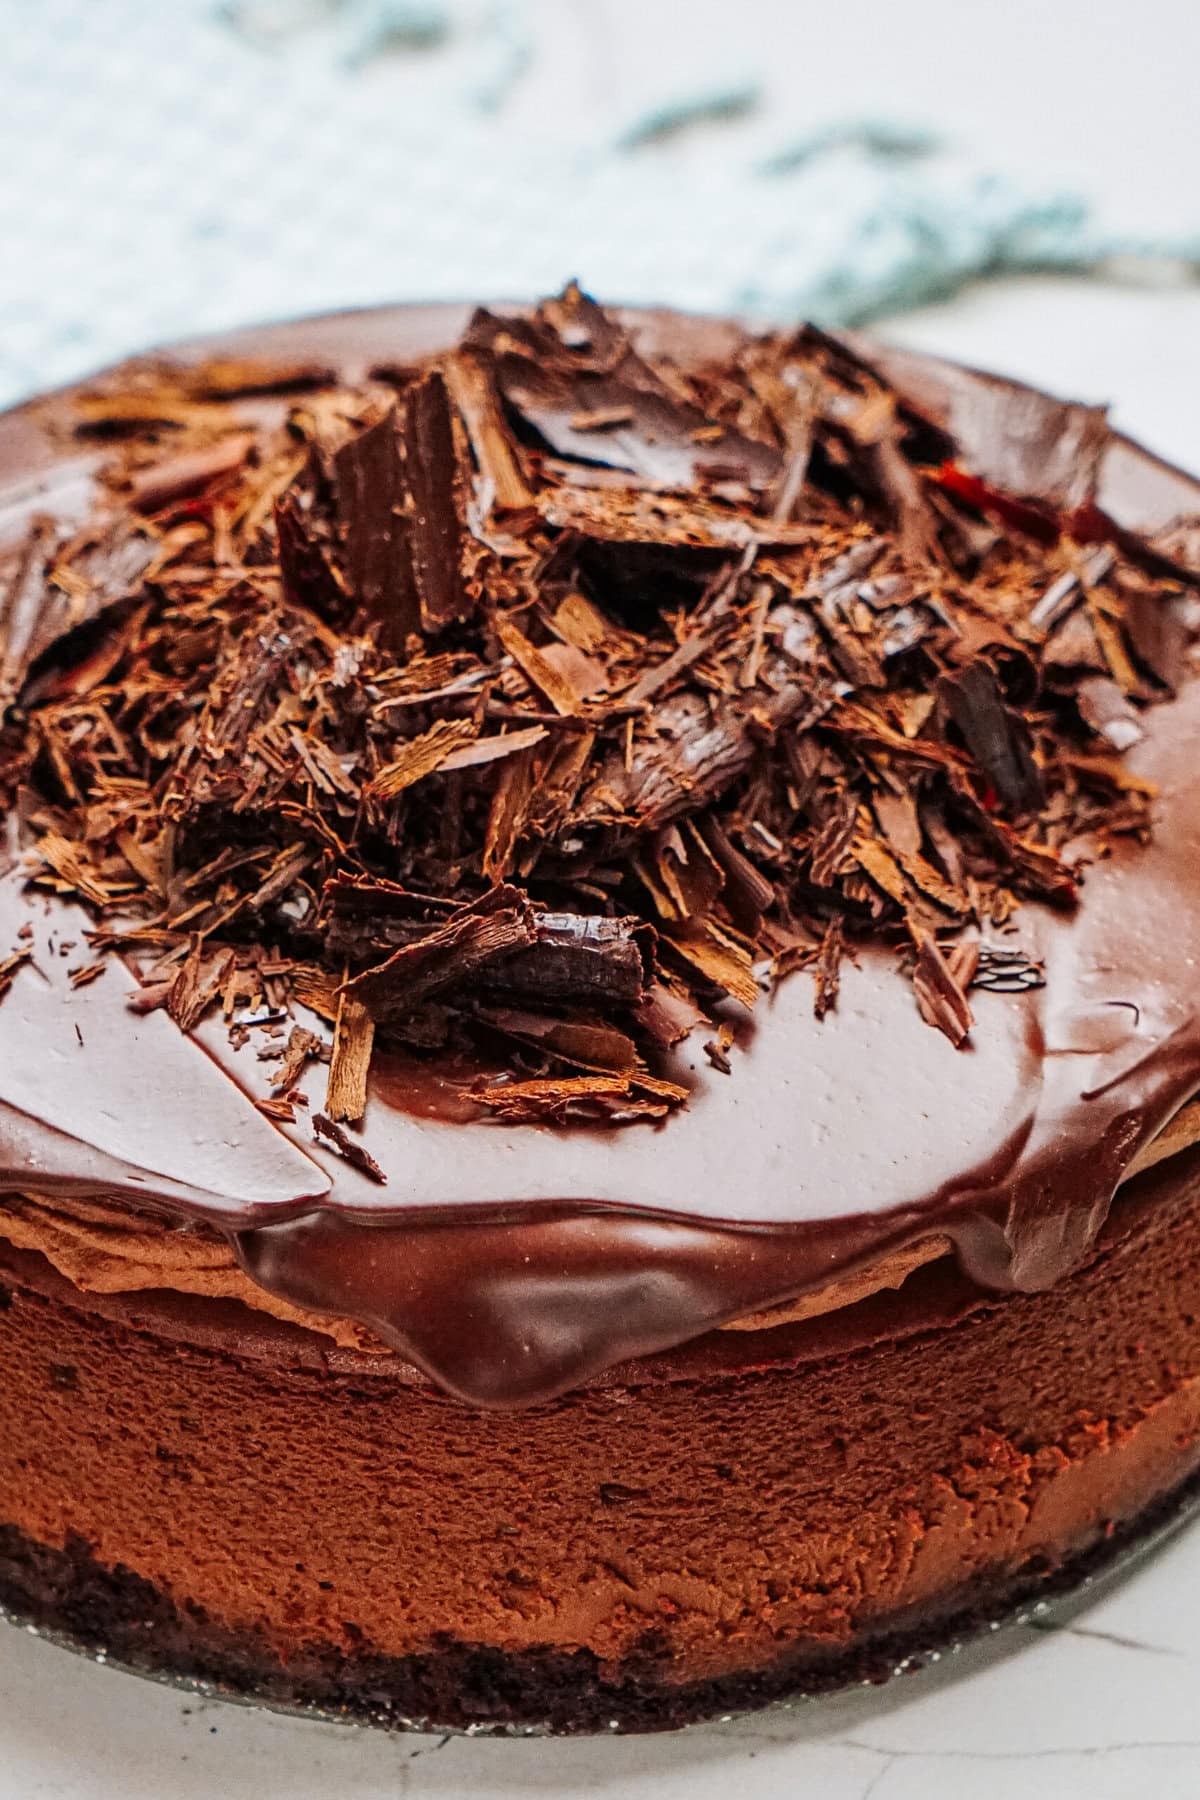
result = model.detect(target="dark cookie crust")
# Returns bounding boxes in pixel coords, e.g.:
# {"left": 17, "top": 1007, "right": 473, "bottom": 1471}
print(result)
{"left": 3, "top": 1485, "right": 1197, "bottom": 1736}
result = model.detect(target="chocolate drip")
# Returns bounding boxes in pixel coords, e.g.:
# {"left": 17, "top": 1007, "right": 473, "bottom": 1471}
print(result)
{"left": 1, "top": 305, "right": 1199, "bottom": 1408}
{"left": 233, "top": 676, "right": 1200, "bottom": 1399}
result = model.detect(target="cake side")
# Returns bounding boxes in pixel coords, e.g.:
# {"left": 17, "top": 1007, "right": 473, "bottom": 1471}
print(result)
{"left": 3, "top": 1147, "right": 1200, "bottom": 1730}
{"left": 0, "top": 294, "right": 1199, "bottom": 1408}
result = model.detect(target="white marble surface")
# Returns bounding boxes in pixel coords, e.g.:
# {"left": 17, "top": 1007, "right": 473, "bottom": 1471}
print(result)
{"left": 2, "top": 0, "right": 1200, "bottom": 1792}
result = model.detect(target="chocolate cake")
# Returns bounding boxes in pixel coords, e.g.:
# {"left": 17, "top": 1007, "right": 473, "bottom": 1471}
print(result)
{"left": 1, "top": 291, "right": 1200, "bottom": 1733}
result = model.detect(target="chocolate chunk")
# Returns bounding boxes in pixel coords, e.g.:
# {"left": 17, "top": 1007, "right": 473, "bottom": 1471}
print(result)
{"left": 486, "top": 914, "right": 653, "bottom": 1009}
{"left": 403, "top": 370, "right": 471, "bottom": 631}
{"left": 342, "top": 888, "right": 538, "bottom": 1023}
{"left": 938, "top": 663, "right": 1045, "bottom": 815}
{"left": 912, "top": 933, "right": 974, "bottom": 1047}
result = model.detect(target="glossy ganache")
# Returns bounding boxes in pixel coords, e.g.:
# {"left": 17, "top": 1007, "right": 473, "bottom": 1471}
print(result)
{"left": 0, "top": 299, "right": 1198, "bottom": 1407}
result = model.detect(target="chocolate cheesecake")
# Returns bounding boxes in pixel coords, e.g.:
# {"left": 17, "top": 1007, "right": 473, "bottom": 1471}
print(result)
{"left": 1, "top": 291, "right": 1200, "bottom": 1732}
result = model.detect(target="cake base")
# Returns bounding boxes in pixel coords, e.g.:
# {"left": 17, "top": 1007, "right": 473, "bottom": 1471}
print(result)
{"left": 2, "top": 1476, "right": 1198, "bottom": 1736}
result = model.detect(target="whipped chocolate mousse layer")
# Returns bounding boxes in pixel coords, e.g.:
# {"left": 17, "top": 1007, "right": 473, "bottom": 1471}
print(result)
{"left": 1, "top": 297, "right": 1199, "bottom": 1407}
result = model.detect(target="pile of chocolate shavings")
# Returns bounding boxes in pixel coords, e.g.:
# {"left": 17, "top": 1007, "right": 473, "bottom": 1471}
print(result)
{"left": 2, "top": 283, "right": 1199, "bottom": 1145}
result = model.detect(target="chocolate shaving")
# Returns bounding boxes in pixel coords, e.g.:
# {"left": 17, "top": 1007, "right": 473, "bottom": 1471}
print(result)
{"left": 1076, "top": 676, "right": 1145, "bottom": 752}
{"left": 440, "top": 726, "right": 548, "bottom": 771}
{"left": 290, "top": 964, "right": 341, "bottom": 1022}
{"left": 365, "top": 719, "right": 480, "bottom": 803}
{"left": 312, "top": 1112, "right": 386, "bottom": 1182}
{"left": 33, "top": 831, "right": 115, "bottom": 908}
{"left": 128, "top": 433, "right": 256, "bottom": 514}
{"left": 486, "top": 914, "right": 653, "bottom": 1008}
{"left": 2, "top": 517, "right": 156, "bottom": 709}
{"left": 343, "top": 888, "right": 537, "bottom": 1023}
{"left": 443, "top": 348, "right": 535, "bottom": 514}
{"left": 0, "top": 518, "right": 56, "bottom": 707}
{"left": 325, "top": 991, "right": 374, "bottom": 1123}
{"left": 68, "top": 960, "right": 106, "bottom": 988}
{"left": 938, "top": 663, "right": 1045, "bottom": 814}
{"left": 268, "top": 1025, "right": 327, "bottom": 1094}
{"left": 665, "top": 918, "right": 758, "bottom": 1010}
{"left": 474, "top": 1072, "right": 687, "bottom": 1125}
{"left": 257, "top": 1096, "right": 297, "bottom": 1122}
{"left": 1120, "top": 576, "right": 1189, "bottom": 690}
{"left": 472, "top": 291, "right": 780, "bottom": 493}
{"left": 971, "top": 944, "right": 1046, "bottom": 993}
{"left": 482, "top": 745, "right": 537, "bottom": 883}
{"left": 166, "top": 945, "right": 229, "bottom": 1034}
{"left": 0, "top": 946, "right": 31, "bottom": 1002}
{"left": 703, "top": 1022, "right": 737, "bottom": 1074}
{"left": 813, "top": 918, "right": 844, "bottom": 1019}
{"left": 323, "top": 875, "right": 453, "bottom": 956}
{"left": 403, "top": 370, "right": 471, "bottom": 631}
{"left": 810, "top": 793, "right": 861, "bottom": 887}
{"left": 496, "top": 616, "right": 587, "bottom": 717}
{"left": 275, "top": 487, "right": 344, "bottom": 620}
{"left": 635, "top": 981, "right": 708, "bottom": 1046}
{"left": 327, "top": 878, "right": 650, "bottom": 1011}
{"left": 1, "top": 281, "right": 1191, "bottom": 1124}
{"left": 912, "top": 933, "right": 974, "bottom": 1047}
{"left": 168, "top": 612, "right": 303, "bottom": 819}
{"left": 330, "top": 405, "right": 417, "bottom": 642}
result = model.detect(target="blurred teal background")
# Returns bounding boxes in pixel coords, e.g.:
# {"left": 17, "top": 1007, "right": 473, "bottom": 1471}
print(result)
{"left": 0, "top": 0, "right": 1196, "bottom": 456}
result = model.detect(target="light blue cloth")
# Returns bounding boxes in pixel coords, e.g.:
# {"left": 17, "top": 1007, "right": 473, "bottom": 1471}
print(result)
{"left": 0, "top": 0, "right": 1194, "bottom": 407}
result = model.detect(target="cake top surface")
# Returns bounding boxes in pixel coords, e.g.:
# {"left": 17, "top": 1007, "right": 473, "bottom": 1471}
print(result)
{"left": 2, "top": 289, "right": 1200, "bottom": 1405}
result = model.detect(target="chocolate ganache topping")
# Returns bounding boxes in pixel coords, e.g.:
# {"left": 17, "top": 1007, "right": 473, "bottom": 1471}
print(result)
{"left": 0, "top": 294, "right": 1199, "bottom": 1406}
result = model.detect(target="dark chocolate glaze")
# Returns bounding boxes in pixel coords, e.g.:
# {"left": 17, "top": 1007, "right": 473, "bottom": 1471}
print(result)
{"left": 2, "top": 304, "right": 1199, "bottom": 1408}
